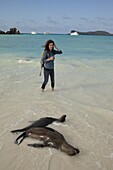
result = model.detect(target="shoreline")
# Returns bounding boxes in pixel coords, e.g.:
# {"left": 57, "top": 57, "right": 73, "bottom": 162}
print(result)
{"left": 0, "top": 57, "right": 113, "bottom": 170}
{"left": 0, "top": 35, "right": 113, "bottom": 170}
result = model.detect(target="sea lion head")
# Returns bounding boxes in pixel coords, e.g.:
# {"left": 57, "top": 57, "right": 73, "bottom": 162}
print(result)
{"left": 59, "top": 115, "right": 66, "bottom": 122}
{"left": 60, "top": 142, "right": 80, "bottom": 156}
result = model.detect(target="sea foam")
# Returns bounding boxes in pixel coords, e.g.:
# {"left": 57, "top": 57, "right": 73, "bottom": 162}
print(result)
{"left": 18, "top": 59, "right": 33, "bottom": 64}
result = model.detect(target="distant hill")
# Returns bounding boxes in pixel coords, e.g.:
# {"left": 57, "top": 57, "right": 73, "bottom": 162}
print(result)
{"left": 70, "top": 30, "right": 113, "bottom": 36}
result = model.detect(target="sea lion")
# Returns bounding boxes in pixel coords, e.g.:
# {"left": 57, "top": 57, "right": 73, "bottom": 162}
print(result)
{"left": 14, "top": 127, "right": 80, "bottom": 156}
{"left": 11, "top": 115, "right": 66, "bottom": 133}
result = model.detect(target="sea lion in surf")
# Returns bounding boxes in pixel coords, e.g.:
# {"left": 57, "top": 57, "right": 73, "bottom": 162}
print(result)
{"left": 14, "top": 127, "right": 80, "bottom": 156}
{"left": 11, "top": 115, "right": 66, "bottom": 133}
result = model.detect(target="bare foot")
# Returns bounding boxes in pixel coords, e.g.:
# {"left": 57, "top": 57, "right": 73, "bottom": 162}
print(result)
{"left": 41, "top": 88, "right": 44, "bottom": 92}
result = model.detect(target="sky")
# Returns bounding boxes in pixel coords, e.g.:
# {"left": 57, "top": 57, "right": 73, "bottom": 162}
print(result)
{"left": 0, "top": 0, "right": 113, "bottom": 33}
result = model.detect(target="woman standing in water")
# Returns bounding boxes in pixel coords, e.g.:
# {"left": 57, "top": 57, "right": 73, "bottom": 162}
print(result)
{"left": 41, "top": 39, "right": 62, "bottom": 92}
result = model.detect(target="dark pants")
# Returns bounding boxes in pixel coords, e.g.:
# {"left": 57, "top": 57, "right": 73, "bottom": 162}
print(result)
{"left": 41, "top": 68, "right": 54, "bottom": 89}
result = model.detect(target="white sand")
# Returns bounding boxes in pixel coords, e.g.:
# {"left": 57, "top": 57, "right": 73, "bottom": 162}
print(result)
{"left": 0, "top": 58, "right": 113, "bottom": 170}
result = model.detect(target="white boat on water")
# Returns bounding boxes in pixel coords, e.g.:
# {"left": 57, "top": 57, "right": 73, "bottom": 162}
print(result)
{"left": 70, "top": 31, "right": 79, "bottom": 35}
{"left": 31, "top": 31, "right": 37, "bottom": 34}
{"left": 44, "top": 32, "right": 50, "bottom": 35}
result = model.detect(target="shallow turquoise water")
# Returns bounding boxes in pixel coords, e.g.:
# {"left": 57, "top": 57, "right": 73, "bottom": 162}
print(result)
{"left": 0, "top": 34, "right": 113, "bottom": 170}
{"left": 0, "top": 34, "right": 113, "bottom": 60}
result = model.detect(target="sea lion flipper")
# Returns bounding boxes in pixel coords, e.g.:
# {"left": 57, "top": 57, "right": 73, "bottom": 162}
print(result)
{"left": 11, "top": 128, "right": 25, "bottom": 133}
{"left": 11, "top": 125, "right": 32, "bottom": 133}
{"left": 15, "top": 132, "right": 27, "bottom": 145}
{"left": 11, "top": 115, "right": 67, "bottom": 134}
{"left": 28, "top": 143, "right": 45, "bottom": 148}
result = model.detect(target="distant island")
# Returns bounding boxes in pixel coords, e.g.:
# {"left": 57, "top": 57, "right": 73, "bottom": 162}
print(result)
{"left": 0, "top": 27, "right": 113, "bottom": 36}
{"left": 0, "top": 28, "right": 20, "bottom": 34}
{"left": 70, "top": 30, "right": 113, "bottom": 36}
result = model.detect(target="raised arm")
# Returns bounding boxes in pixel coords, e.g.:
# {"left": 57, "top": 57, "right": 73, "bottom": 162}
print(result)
{"left": 54, "top": 44, "right": 62, "bottom": 54}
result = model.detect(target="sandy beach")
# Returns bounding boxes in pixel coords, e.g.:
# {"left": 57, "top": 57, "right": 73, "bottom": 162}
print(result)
{"left": 0, "top": 57, "right": 113, "bottom": 170}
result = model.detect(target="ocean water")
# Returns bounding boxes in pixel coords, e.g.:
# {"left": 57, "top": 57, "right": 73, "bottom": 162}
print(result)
{"left": 0, "top": 34, "right": 113, "bottom": 59}
{"left": 0, "top": 34, "right": 113, "bottom": 107}
{"left": 0, "top": 34, "right": 113, "bottom": 170}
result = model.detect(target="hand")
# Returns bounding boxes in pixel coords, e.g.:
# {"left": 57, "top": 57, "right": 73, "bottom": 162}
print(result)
{"left": 54, "top": 44, "right": 57, "bottom": 49}
{"left": 50, "top": 56, "right": 55, "bottom": 60}
{"left": 54, "top": 44, "right": 60, "bottom": 51}
{"left": 47, "top": 56, "right": 55, "bottom": 62}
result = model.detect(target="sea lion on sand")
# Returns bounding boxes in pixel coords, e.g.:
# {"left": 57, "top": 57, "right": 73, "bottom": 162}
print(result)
{"left": 11, "top": 115, "right": 66, "bottom": 133}
{"left": 14, "top": 127, "right": 80, "bottom": 156}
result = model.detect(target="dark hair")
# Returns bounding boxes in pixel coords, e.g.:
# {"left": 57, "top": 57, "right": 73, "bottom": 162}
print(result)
{"left": 45, "top": 39, "right": 55, "bottom": 51}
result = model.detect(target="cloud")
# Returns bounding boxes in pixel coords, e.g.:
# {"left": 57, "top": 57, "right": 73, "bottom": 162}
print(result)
{"left": 0, "top": 19, "right": 10, "bottom": 31}
{"left": 22, "top": 18, "right": 37, "bottom": 24}
{"left": 96, "top": 17, "right": 113, "bottom": 27}
{"left": 79, "top": 17, "right": 89, "bottom": 21}
{"left": 62, "top": 16, "right": 71, "bottom": 20}
{"left": 97, "top": 17, "right": 105, "bottom": 20}
{"left": 109, "top": 18, "right": 113, "bottom": 21}
{"left": 46, "top": 17, "right": 60, "bottom": 25}
{"left": 75, "top": 16, "right": 113, "bottom": 33}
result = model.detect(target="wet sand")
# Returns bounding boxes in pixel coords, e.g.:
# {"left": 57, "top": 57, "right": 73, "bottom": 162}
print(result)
{"left": 0, "top": 59, "right": 113, "bottom": 170}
